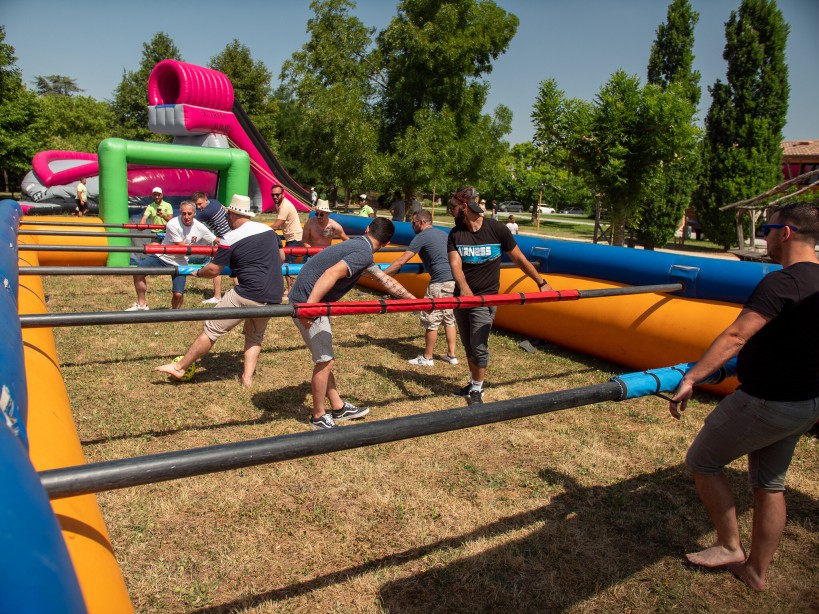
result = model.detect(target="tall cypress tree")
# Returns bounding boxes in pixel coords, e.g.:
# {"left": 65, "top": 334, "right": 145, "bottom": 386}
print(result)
{"left": 639, "top": 0, "right": 701, "bottom": 249}
{"left": 696, "top": 0, "right": 789, "bottom": 248}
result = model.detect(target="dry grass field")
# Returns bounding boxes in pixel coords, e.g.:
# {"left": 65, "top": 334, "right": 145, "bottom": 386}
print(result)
{"left": 44, "top": 271, "right": 818, "bottom": 613}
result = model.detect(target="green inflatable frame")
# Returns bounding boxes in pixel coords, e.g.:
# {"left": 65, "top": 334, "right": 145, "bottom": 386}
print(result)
{"left": 97, "top": 138, "right": 251, "bottom": 266}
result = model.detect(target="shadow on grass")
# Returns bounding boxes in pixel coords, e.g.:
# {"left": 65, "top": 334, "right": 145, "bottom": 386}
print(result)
{"left": 193, "top": 465, "right": 819, "bottom": 613}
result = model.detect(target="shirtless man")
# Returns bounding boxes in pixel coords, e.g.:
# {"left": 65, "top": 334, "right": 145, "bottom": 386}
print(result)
{"left": 302, "top": 199, "right": 348, "bottom": 250}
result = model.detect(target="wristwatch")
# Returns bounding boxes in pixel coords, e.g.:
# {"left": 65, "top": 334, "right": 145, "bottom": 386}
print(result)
{"left": 537, "top": 279, "right": 548, "bottom": 288}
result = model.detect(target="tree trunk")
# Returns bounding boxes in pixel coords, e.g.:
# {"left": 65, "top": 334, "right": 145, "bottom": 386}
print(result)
{"left": 736, "top": 210, "right": 745, "bottom": 248}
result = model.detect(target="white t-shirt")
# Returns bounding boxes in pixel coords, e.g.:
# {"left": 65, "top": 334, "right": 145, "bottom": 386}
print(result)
{"left": 506, "top": 222, "right": 519, "bottom": 235}
{"left": 159, "top": 216, "right": 216, "bottom": 266}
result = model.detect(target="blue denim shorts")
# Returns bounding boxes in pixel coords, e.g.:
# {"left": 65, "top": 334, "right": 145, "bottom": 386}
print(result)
{"left": 138, "top": 254, "right": 186, "bottom": 294}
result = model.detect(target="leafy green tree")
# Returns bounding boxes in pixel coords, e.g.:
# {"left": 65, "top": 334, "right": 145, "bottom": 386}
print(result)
{"left": 639, "top": 0, "right": 701, "bottom": 249}
{"left": 209, "top": 39, "right": 278, "bottom": 148}
{"left": 0, "top": 26, "right": 40, "bottom": 193}
{"left": 33, "top": 74, "right": 84, "bottom": 96}
{"left": 111, "top": 32, "right": 182, "bottom": 141}
{"left": 377, "top": 0, "right": 518, "bottom": 199}
{"left": 33, "top": 95, "right": 115, "bottom": 153}
{"left": 696, "top": 0, "right": 789, "bottom": 248}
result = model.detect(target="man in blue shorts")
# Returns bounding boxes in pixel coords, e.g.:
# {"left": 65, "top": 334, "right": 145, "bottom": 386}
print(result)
{"left": 383, "top": 209, "right": 459, "bottom": 366}
{"left": 447, "top": 186, "right": 552, "bottom": 405}
{"left": 156, "top": 195, "right": 284, "bottom": 387}
{"left": 289, "top": 217, "right": 416, "bottom": 429}
{"left": 669, "top": 201, "right": 819, "bottom": 591}
{"left": 126, "top": 200, "right": 216, "bottom": 310}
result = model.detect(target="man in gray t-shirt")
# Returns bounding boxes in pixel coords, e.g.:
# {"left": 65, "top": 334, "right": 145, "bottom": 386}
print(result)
{"left": 384, "top": 210, "right": 459, "bottom": 367}
{"left": 290, "top": 218, "right": 416, "bottom": 429}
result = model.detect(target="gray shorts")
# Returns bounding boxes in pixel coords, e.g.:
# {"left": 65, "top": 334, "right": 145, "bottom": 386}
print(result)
{"left": 293, "top": 316, "right": 334, "bottom": 363}
{"left": 686, "top": 389, "right": 819, "bottom": 491}
{"left": 453, "top": 305, "right": 497, "bottom": 368}
{"left": 419, "top": 280, "right": 456, "bottom": 330}
{"left": 202, "top": 288, "right": 271, "bottom": 345}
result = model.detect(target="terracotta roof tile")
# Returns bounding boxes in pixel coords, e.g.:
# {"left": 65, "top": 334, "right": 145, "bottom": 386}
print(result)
{"left": 781, "top": 139, "right": 819, "bottom": 157}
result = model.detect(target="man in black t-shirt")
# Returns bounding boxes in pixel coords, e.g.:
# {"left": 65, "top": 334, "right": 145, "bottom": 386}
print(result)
{"left": 156, "top": 195, "right": 285, "bottom": 388}
{"left": 446, "top": 186, "right": 552, "bottom": 405}
{"left": 669, "top": 201, "right": 819, "bottom": 591}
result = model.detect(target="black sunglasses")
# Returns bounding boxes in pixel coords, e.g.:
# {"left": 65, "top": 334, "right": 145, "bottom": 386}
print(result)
{"left": 271, "top": 192, "right": 284, "bottom": 198}
{"left": 762, "top": 223, "right": 798, "bottom": 237}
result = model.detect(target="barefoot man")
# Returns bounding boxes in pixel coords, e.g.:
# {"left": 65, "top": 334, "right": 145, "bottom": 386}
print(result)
{"left": 668, "top": 201, "right": 819, "bottom": 591}
{"left": 156, "top": 195, "right": 284, "bottom": 387}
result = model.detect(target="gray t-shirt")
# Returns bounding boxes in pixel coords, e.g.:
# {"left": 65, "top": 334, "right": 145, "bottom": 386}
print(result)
{"left": 289, "top": 236, "right": 375, "bottom": 304}
{"left": 407, "top": 227, "right": 453, "bottom": 284}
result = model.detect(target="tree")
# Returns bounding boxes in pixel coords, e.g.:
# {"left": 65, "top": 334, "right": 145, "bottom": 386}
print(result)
{"left": 111, "top": 32, "right": 182, "bottom": 141}
{"left": 0, "top": 26, "right": 40, "bottom": 194}
{"left": 696, "top": 0, "right": 789, "bottom": 248}
{"left": 377, "top": 0, "right": 518, "bottom": 199}
{"left": 209, "top": 39, "right": 278, "bottom": 148}
{"left": 33, "top": 95, "right": 114, "bottom": 153}
{"left": 640, "top": 0, "right": 701, "bottom": 249}
{"left": 33, "top": 75, "right": 83, "bottom": 96}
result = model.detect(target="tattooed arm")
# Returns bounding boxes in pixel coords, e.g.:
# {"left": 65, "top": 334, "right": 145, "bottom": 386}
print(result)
{"left": 365, "top": 265, "right": 416, "bottom": 299}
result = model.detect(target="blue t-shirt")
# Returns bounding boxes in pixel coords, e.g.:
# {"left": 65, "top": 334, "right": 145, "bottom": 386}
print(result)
{"left": 196, "top": 199, "right": 231, "bottom": 238}
{"left": 289, "top": 236, "right": 375, "bottom": 304}
{"left": 407, "top": 227, "right": 453, "bottom": 284}
{"left": 213, "top": 221, "right": 283, "bottom": 304}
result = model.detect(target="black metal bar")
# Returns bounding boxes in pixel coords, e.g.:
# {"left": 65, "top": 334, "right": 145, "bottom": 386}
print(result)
{"left": 19, "top": 267, "right": 175, "bottom": 276}
{"left": 577, "top": 283, "right": 682, "bottom": 298}
{"left": 19, "top": 220, "right": 165, "bottom": 230}
{"left": 18, "top": 244, "right": 409, "bottom": 254}
{"left": 18, "top": 230, "right": 157, "bottom": 239}
{"left": 39, "top": 382, "right": 625, "bottom": 499}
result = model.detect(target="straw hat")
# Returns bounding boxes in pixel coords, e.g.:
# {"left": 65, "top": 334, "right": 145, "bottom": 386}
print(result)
{"left": 316, "top": 199, "right": 331, "bottom": 213}
{"left": 225, "top": 194, "right": 255, "bottom": 217}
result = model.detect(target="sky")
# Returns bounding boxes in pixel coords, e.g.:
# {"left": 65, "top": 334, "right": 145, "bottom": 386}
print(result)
{"left": 4, "top": 0, "right": 817, "bottom": 145}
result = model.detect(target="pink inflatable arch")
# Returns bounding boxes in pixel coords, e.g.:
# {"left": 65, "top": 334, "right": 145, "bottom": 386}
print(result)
{"left": 148, "top": 60, "right": 234, "bottom": 111}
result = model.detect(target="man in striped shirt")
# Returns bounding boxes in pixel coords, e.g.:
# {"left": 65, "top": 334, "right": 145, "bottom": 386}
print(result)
{"left": 193, "top": 191, "right": 231, "bottom": 304}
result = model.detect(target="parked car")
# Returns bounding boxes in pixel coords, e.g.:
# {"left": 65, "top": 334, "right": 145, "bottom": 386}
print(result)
{"left": 537, "top": 205, "right": 556, "bottom": 215}
{"left": 498, "top": 201, "right": 524, "bottom": 213}
{"left": 559, "top": 207, "right": 585, "bottom": 215}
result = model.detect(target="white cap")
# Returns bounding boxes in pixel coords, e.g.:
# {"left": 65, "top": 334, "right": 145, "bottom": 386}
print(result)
{"left": 360, "top": 194, "right": 367, "bottom": 200}
{"left": 151, "top": 186, "right": 163, "bottom": 195}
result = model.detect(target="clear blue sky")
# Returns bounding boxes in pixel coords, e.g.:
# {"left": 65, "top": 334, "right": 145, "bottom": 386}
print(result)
{"left": 4, "top": 0, "right": 817, "bottom": 145}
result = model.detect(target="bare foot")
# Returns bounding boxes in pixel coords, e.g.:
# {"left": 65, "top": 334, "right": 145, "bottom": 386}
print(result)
{"left": 156, "top": 363, "right": 186, "bottom": 380}
{"left": 686, "top": 545, "right": 747, "bottom": 568}
{"left": 240, "top": 377, "right": 253, "bottom": 388}
{"left": 731, "top": 563, "right": 766, "bottom": 591}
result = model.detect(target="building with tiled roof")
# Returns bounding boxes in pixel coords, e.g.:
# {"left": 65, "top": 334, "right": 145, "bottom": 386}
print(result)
{"left": 782, "top": 139, "right": 819, "bottom": 180}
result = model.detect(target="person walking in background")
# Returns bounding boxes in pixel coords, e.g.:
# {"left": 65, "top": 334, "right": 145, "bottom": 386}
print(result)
{"left": 193, "top": 191, "right": 230, "bottom": 305}
{"left": 310, "top": 186, "right": 318, "bottom": 209}
{"left": 359, "top": 194, "right": 375, "bottom": 218}
{"left": 667, "top": 202, "right": 819, "bottom": 592}
{"left": 269, "top": 185, "right": 304, "bottom": 301}
{"left": 75, "top": 177, "right": 88, "bottom": 217}
{"left": 125, "top": 200, "right": 215, "bottom": 311}
{"left": 389, "top": 190, "right": 405, "bottom": 222}
{"left": 290, "top": 218, "right": 416, "bottom": 429}
{"left": 156, "top": 195, "right": 284, "bottom": 388}
{"left": 383, "top": 210, "right": 459, "bottom": 367}
{"left": 447, "top": 186, "right": 552, "bottom": 405}
{"left": 506, "top": 214, "right": 519, "bottom": 235}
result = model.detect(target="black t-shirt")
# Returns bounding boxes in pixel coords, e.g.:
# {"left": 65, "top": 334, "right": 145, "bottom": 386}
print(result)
{"left": 447, "top": 218, "right": 517, "bottom": 295}
{"left": 213, "top": 221, "right": 283, "bottom": 304}
{"left": 738, "top": 261, "right": 819, "bottom": 401}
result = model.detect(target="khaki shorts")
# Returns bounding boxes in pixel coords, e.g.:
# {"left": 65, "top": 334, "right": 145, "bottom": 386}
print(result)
{"left": 419, "top": 280, "right": 456, "bottom": 330}
{"left": 202, "top": 288, "right": 271, "bottom": 345}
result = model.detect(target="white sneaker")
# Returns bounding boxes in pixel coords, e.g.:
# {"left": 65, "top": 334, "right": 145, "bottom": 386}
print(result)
{"left": 202, "top": 297, "right": 220, "bottom": 305}
{"left": 408, "top": 355, "right": 434, "bottom": 366}
{"left": 124, "top": 303, "right": 149, "bottom": 311}
{"left": 441, "top": 354, "right": 459, "bottom": 365}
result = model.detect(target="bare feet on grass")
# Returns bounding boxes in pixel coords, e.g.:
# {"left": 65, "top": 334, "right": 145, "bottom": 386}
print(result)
{"left": 155, "top": 363, "right": 186, "bottom": 380}
{"left": 730, "top": 563, "right": 766, "bottom": 591}
{"left": 686, "top": 544, "right": 747, "bottom": 568}
{"left": 240, "top": 376, "right": 253, "bottom": 388}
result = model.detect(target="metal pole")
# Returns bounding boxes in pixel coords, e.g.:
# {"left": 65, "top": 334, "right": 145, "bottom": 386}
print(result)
{"left": 18, "top": 244, "right": 409, "bottom": 255}
{"left": 19, "top": 230, "right": 157, "bottom": 239}
{"left": 39, "top": 382, "right": 625, "bottom": 499}
{"left": 18, "top": 284, "right": 682, "bottom": 329}
{"left": 19, "top": 220, "right": 166, "bottom": 230}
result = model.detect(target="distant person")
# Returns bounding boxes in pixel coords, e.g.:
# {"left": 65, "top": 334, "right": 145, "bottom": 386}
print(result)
{"left": 359, "top": 194, "right": 375, "bottom": 218}
{"left": 302, "top": 200, "right": 349, "bottom": 249}
{"left": 389, "top": 191, "right": 405, "bottom": 222}
{"left": 447, "top": 186, "right": 552, "bottom": 405}
{"left": 74, "top": 177, "right": 88, "bottom": 217}
{"left": 269, "top": 185, "right": 303, "bottom": 300}
{"left": 310, "top": 187, "right": 318, "bottom": 209}
{"left": 140, "top": 187, "right": 173, "bottom": 228}
{"left": 407, "top": 196, "right": 423, "bottom": 221}
{"left": 125, "top": 200, "right": 216, "bottom": 311}
{"left": 667, "top": 201, "right": 819, "bottom": 592}
{"left": 290, "top": 218, "right": 416, "bottom": 429}
{"left": 193, "top": 191, "right": 230, "bottom": 305}
{"left": 506, "top": 214, "right": 519, "bottom": 235}
{"left": 383, "top": 210, "right": 458, "bottom": 366}
{"left": 490, "top": 200, "right": 498, "bottom": 220}
{"left": 156, "top": 195, "right": 284, "bottom": 388}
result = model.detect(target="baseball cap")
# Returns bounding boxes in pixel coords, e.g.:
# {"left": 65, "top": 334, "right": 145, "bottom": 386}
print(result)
{"left": 151, "top": 186, "right": 163, "bottom": 195}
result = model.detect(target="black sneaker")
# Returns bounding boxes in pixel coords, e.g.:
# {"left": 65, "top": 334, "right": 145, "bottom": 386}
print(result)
{"left": 451, "top": 383, "right": 472, "bottom": 397}
{"left": 309, "top": 413, "right": 336, "bottom": 429}
{"left": 467, "top": 389, "right": 484, "bottom": 405}
{"left": 331, "top": 401, "right": 370, "bottom": 422}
